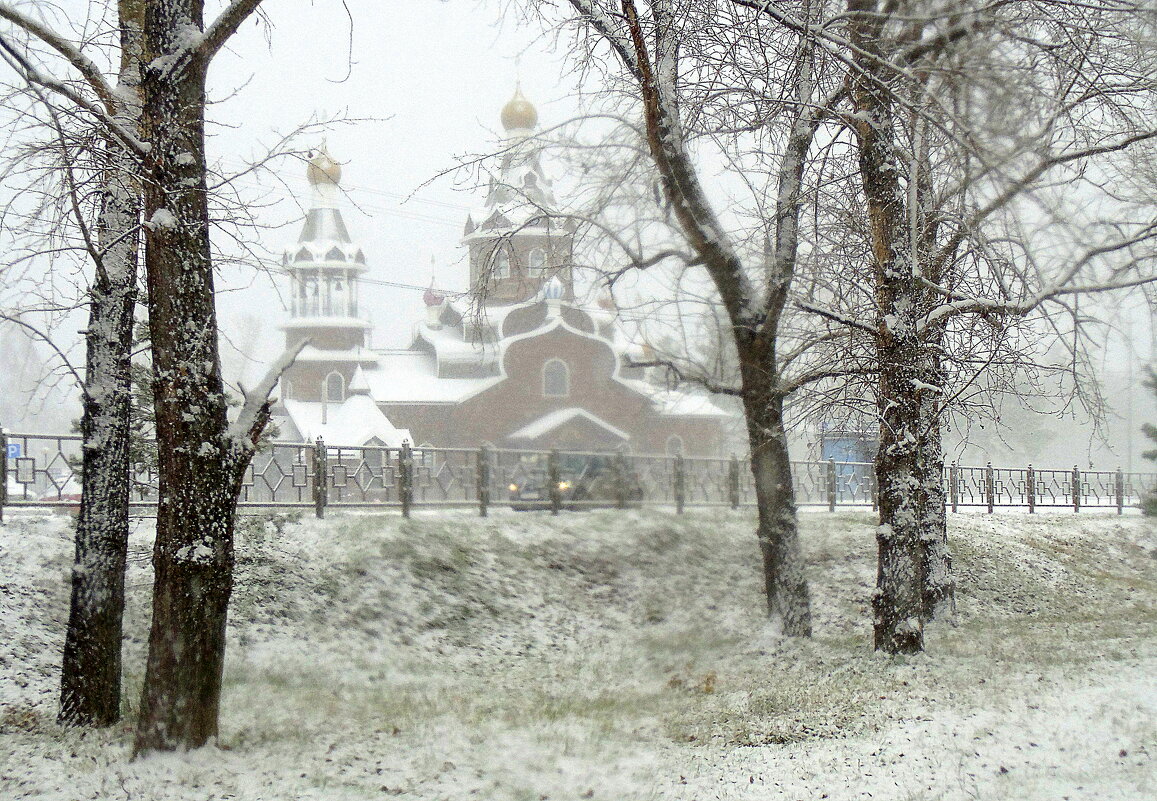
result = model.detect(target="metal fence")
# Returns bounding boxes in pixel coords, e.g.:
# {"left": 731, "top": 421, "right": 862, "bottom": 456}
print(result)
{"left": 2, "top": 430, "right": 1155, "bottom": 518}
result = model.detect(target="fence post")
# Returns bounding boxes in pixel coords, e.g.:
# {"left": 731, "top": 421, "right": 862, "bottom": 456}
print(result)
{"left": 826, "top": 458, "right": 837, "bottom": 512}
{"left": 728, "top": 455, "right": 740, "bottom": 509}
{"left": 985, "top": 461, "right": 994, "bottom": 514}
{"left": 1072, "top": 465, "right": 1080, "bottom": 513}
{"left": 312, "top": 437, "right": 328, "bottom": 519}
{"left": 614, "top": 450, "right": 629, "bottom": 509}
{"left": 1026, "top": 464, "right": 1035, "bottom": 514}
{"left": 0, "top": 427, "right": 7, "bottom": 524}
{"left": 949, "top": 461, "right": 958, "bottom": 513}
{"left": 674, "top": 454, "right": 685, "bottom": 515}
{"left": 1116, "top": 466, "right": 1124, "bottom": 516}
{"left": 477, "top": 445, "right": 490, "bottom": 518}
{"left": 400, "top": 441, "right": 414, "bottom": 518}
{"left": 548, "top": 449, "right": 561, "bottom": 516}
{"left": 870, "top": 464, "right": 879, "bottom": 512}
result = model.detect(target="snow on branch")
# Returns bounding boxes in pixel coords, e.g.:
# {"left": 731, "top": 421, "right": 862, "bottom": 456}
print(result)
{"left": 150, "top": 0, "right": 265, "bottom": 83}
{"left": 794, "top": 299, "right": 876, "bottom": 335}
{"left": 228, "top": 337, "right": 308, "bottom": 448}
{"left": 0, "top": 3, "right": 118, "bottom": 111}
{"left": 0, "top": 34, "right": 149, "bottom": 159}
{"left": 624, "top": 355, "right": 742, "bottom": 396}
{"left": 567, "top": 0, "right": 643, "bottom": 83}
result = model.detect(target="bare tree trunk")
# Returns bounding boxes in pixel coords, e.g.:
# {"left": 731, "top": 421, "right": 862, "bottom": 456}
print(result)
{"left": 59, "top": 0, "right": 143, "bottom": 728}
{"left": 872, "top": 328, "right": 928, "bottom": 654}
{"left": 739, "top": 359, "right": 811, "bottom": 635}
{"left": 132, "top": 0, "right": 266, "bottom": 755}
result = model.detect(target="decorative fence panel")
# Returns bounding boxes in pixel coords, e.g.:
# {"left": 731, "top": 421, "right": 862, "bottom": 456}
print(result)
{"left": 2, "top": 430, "right": 1155, "bottom": 519}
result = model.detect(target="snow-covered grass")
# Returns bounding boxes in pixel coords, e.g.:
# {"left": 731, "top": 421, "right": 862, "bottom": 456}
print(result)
{"left": 1, "top": 507, "right": 1153, "bottom": 799}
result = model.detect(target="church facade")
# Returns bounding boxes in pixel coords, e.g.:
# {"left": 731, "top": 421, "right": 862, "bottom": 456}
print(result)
{"left": 271, "top": 90, "right": 730, "bottom": 456}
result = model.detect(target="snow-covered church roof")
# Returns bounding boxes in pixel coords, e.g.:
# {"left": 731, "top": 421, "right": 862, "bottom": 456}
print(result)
{"left": 283, "top": 367, "right": 412, "bottom": 447}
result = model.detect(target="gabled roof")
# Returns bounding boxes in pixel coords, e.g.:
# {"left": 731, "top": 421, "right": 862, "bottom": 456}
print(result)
{"left": 507, "top": 408, "right": 630, "bottom": 443}
{"left": 283, "top": 395, "right": 411, "bottom": 447}
{"left": 364, "top": 351, "right": 502, "bottom": 404}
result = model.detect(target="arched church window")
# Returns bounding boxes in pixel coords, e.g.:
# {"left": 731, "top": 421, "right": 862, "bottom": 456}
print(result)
{"left": 325, "top": 246, "right": 345, "bottom": 262}
{"left": 542, "top": 359, "right": 570, "bottom": 398}
{"left": 492, "top": 249, "right": 510, "bottom": 279}
{"left": 294, "top": 247, "right": 312, "bottom": 262}
{"left": 528, "top": 248, "right": 546, "bottom": 277}
{"left": 325, "top": 372, "right": 345, "bottom": 403}
{"left": 665, "top": 435, "right": 685, "bottom": 457}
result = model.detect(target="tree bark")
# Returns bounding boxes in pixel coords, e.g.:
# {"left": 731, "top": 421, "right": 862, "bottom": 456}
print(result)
{"left": 738, "top": 348, "right": 811, "bottom": 635}
{"left": 915, "top": 342, "right": 954, "bottom": 619}
{"left": 132, "top": 0, "right": 257, "bottom": 755}
{"left": 847, "top": 0, "right": 928, "bottom": 654}
{"left": 59, "top": 0, "right": 144, "bottom": 728}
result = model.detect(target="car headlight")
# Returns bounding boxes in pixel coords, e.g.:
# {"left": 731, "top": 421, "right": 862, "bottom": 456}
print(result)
{"left": 508, "top": 483, "right": 519, "bottom": 492}
{"left": 558, "top": 481, "right": 571, "bottom": 491}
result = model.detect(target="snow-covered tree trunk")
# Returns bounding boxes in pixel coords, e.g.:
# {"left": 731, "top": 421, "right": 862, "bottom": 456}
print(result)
{"left": 915, "top": 340, "right": 954, "bottom": 619}
{"left": 58, "top": 0, "right": 143, "bottom": 727}
{"left": 847, "top": 0, "right": 929, "bottom": 654}
{"left": 133, "top": 0, "right": 268, "bottom": 755}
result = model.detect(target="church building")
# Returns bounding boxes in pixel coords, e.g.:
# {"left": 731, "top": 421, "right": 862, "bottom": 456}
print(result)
{"left": 271, "top": 90, "right": 729, "bottom": 456}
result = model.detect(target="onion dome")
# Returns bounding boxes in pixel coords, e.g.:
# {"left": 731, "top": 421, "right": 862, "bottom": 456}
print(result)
{"left": 307, "top": 145, "right": 342, "bottom": 186}
{"left": 423, "top": 284, "right": 446, "bottom": 307}
{"left": 543, "top": 275, "right": 565, "bottom": 300}
{"left": 500, "top": 86, "right": 538, "bottom": 132}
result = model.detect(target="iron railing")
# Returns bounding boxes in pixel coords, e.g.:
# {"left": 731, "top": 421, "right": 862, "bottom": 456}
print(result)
{"left": 2, "top": 430, "right": 1155, "bottom": 520}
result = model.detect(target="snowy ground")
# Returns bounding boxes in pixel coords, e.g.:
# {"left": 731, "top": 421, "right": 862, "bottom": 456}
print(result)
{"left": 1, "top": 506, "right": 1153, "bottom": 800}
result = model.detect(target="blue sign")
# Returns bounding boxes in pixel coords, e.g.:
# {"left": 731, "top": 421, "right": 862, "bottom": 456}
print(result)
{"left": 6, "top": 443, "right": 21, "bottom": 460}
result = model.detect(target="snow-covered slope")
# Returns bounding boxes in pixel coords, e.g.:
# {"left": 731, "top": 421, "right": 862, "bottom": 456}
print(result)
{"left": 1, "top": 508, "right": 1153, "bottom": 800}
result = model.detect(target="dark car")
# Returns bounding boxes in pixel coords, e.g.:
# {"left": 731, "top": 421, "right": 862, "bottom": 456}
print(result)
{"left": 508, "top": 453, "right": 642, "bottom": 510}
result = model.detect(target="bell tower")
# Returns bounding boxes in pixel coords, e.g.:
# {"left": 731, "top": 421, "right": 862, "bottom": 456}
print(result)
{"left": 462, "top": 87, "right": 576, "bottom": 307}
{"left": 282, "top": 146, "right": 371, "bottom": 351}
{"left": 279, "top": 146, "right": 375, "bottom": 402}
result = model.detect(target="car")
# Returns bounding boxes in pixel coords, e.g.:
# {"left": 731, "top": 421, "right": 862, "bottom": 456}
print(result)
{"left": 508, "top": 453, "right": 642, "bottom": 511}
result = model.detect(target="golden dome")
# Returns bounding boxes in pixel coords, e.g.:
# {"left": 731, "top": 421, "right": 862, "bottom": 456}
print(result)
{"left": 306, "top": 146, "right": 342, "bottom": 186}
{"left": 500, "top": 86, "right": 538, "bottom": 131}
